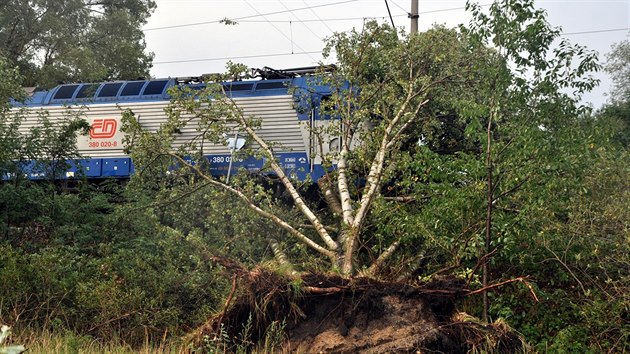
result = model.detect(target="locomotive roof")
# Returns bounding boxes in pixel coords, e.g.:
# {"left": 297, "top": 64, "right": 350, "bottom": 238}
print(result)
{"left": 16, "top": 78, "right": 293, "bottom": 107}
{"left": 14, "top": 65, "right": 337, "bottom": 107}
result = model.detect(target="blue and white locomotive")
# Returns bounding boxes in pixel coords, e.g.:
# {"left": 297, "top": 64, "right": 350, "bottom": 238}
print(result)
{"left": 11, "top": 66, "right": 338, "bottom": 181}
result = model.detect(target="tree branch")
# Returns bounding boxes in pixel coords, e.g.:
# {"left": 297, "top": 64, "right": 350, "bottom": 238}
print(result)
{"left": 543, "top": 246, "right": 588, "bottom": 295}
{"left": 382, "top": 196, "right": 420, "bottom": 202}
{"left": 340, "top": 77, "right": 428, "bottom": 274}
{"left": 317, "top": 174, "right": 343, "bottom": 217}
{"left": 492, "top": 174, "right": 531, "bottom": 203}
{"left": 466, "top": 248, "right": 498, "bottom": 288}
{"left": 385, "top": 99, "right": 429, "bottom": 150}
{"left": 269, "top": 238, "right": 292, "bottom": 268}
{"left": 168, "top": 153, "right": 336, "bottom": 259}
{"left": 298, "top": 224, "right": 339, "bottom": 233}
{"left": 222, "top": 96, "right": 339, "bottom": 252}
{"left": 366, "top": 238, "right": 401, "bottom": 275}
{"left": 336, "top": 145, "right": 355, "bottom": 227}
{"left": 215, "top": 275, "right": 238, "bottom": 326}
{"left": 352, "top": 89, "right": 426, "bottom": 231}
{"left": 337, "top": 85, "right": 356, "bottom": 228}
{"left": 302, "top": 286, "right": 342, "bottom": 294}
{"left": 465, "top": 277, "right": 539, "bottom": 302}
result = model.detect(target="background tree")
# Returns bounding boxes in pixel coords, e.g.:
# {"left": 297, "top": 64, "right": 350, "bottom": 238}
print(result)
{"left": 607, "top": 36, "right": 630, "bottom": 103}
{"left": 462, "top": 0, "right": 600, "bottom": 321}
{"left": 0, "top": 0, "right": 155, "bottom": 88}
{"left": 442, "top": 2, "right": 626, "bottom": 350}
{"left": 603, "top": 36, "right": 630, "bottom": 147}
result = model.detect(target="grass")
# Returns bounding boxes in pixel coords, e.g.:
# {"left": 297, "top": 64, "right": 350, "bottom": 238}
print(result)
{"left": 10, "top": 330, "right": 191, "bottom": 354}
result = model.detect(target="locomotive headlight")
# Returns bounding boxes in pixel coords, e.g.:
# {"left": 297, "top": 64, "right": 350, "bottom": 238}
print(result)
{"left": 224, "top": 133, "right": 246, "bottom": 151}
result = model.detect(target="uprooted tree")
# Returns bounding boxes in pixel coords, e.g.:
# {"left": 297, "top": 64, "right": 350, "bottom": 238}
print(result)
{"left": 123, "top": 22, "right": 488, "bottom": 277}
{"left": 122, "top": 0, "right": 599, "bottom": 280}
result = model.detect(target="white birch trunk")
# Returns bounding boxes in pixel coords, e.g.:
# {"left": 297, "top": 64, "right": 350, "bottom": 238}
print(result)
{"left": 225, "top": 100, "right": 340, "bottom": 252}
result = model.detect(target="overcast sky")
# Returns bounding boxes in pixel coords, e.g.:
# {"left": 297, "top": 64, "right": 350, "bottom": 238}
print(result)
{"left": 142, "top": 0, "right": 629, "bottom": 108}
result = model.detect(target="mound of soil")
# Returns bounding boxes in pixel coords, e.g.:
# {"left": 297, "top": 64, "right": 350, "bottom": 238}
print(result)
{"left": 196, "top": 264, "right": 523, "bottom": 353}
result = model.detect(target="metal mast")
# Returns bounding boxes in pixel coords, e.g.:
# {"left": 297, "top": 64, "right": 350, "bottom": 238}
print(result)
{"left": 410, "top": 0, "right": 419, "bottom": 33}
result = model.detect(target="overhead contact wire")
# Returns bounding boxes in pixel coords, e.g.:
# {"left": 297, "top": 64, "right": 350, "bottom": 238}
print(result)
{"left": 153, "top": 51, "right": 322, "bottom": 65}
{"left": 237, "top": 15, "right": 406, "bottom": 24}
{"left": 280, "top": 0, "right": 324, "bottom": 41}
{"left": 243, "top": 0, "right": 317, "bottom": 62}
{"left": 144, "top": 0, "right": 359, "bottom": 31}
{"left": 389, "top": 0, "right": 408, "bottom": 14}
{"left": 152, "top": 25, "right": 630, "bottom": 65}
{"left": 301, "top": 0, "right": 336, "bottom": 34}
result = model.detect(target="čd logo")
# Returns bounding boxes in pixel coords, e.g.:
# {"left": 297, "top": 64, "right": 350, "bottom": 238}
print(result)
{"left": 90, "top": 119, "right": 117, "bottom": 139}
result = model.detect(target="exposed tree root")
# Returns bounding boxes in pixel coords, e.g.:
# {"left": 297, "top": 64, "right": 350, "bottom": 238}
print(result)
{"left": 191, "top": 257, "right": 526, "bottom": 353}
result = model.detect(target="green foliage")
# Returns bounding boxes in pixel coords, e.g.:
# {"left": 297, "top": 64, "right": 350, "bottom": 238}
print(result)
{"left": 0, "top": 187, "right": 230, "bottom": 345}
{"left": 597, "top": 99, "right": 630, "bottom": 148}
{"left": 0, "top": 0, "right": 155, "bottom": 87}
{"left": 201, "top": 323, "right": 231, "bottom": 354}
{"left": 0, "top": 1, "right": 243, "bottom": 350}
{"left": 123, "top": 175, "right": 285, "bottom": 266}
{"left": 12, "top": 330, "right": 188, "bottom": 353}
{"left": 1, "top": 78, "right": 89, "bottom": 181}
{"left": 260, "top": 320, "right": 286, "bottom": 353}
{"left": 441, "top": 1, "right": 629, "bottom": 351}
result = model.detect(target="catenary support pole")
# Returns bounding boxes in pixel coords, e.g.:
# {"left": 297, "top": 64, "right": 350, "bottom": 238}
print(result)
{"left": 410, "top": 0, "right": 419, "bottom": 33}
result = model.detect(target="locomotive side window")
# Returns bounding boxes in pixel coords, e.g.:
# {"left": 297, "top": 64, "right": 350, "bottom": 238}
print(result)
{"left": 53, "top": 85, "right": 79, "bottom": 99}
{"left": 256, "top": 81, "right": 287, "bottom": 90}
{"left": 75, "top": 84, "right": 99, "bottom": 99}
{"left": 142, "top": 80, "right": 168, "bottom": 95}
{"left": 224, "top": 83, "right": 254, "bottom": 92}
{"left": 120, "top": 81, "right": 146, "bottom": 96}
{"left": 98, "top": 83, "right": 124, "bottom": 97}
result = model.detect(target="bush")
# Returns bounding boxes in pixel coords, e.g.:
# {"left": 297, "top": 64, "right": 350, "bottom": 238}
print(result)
{"left": 0, "top": 183, "right": 230, "bottom": 346}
